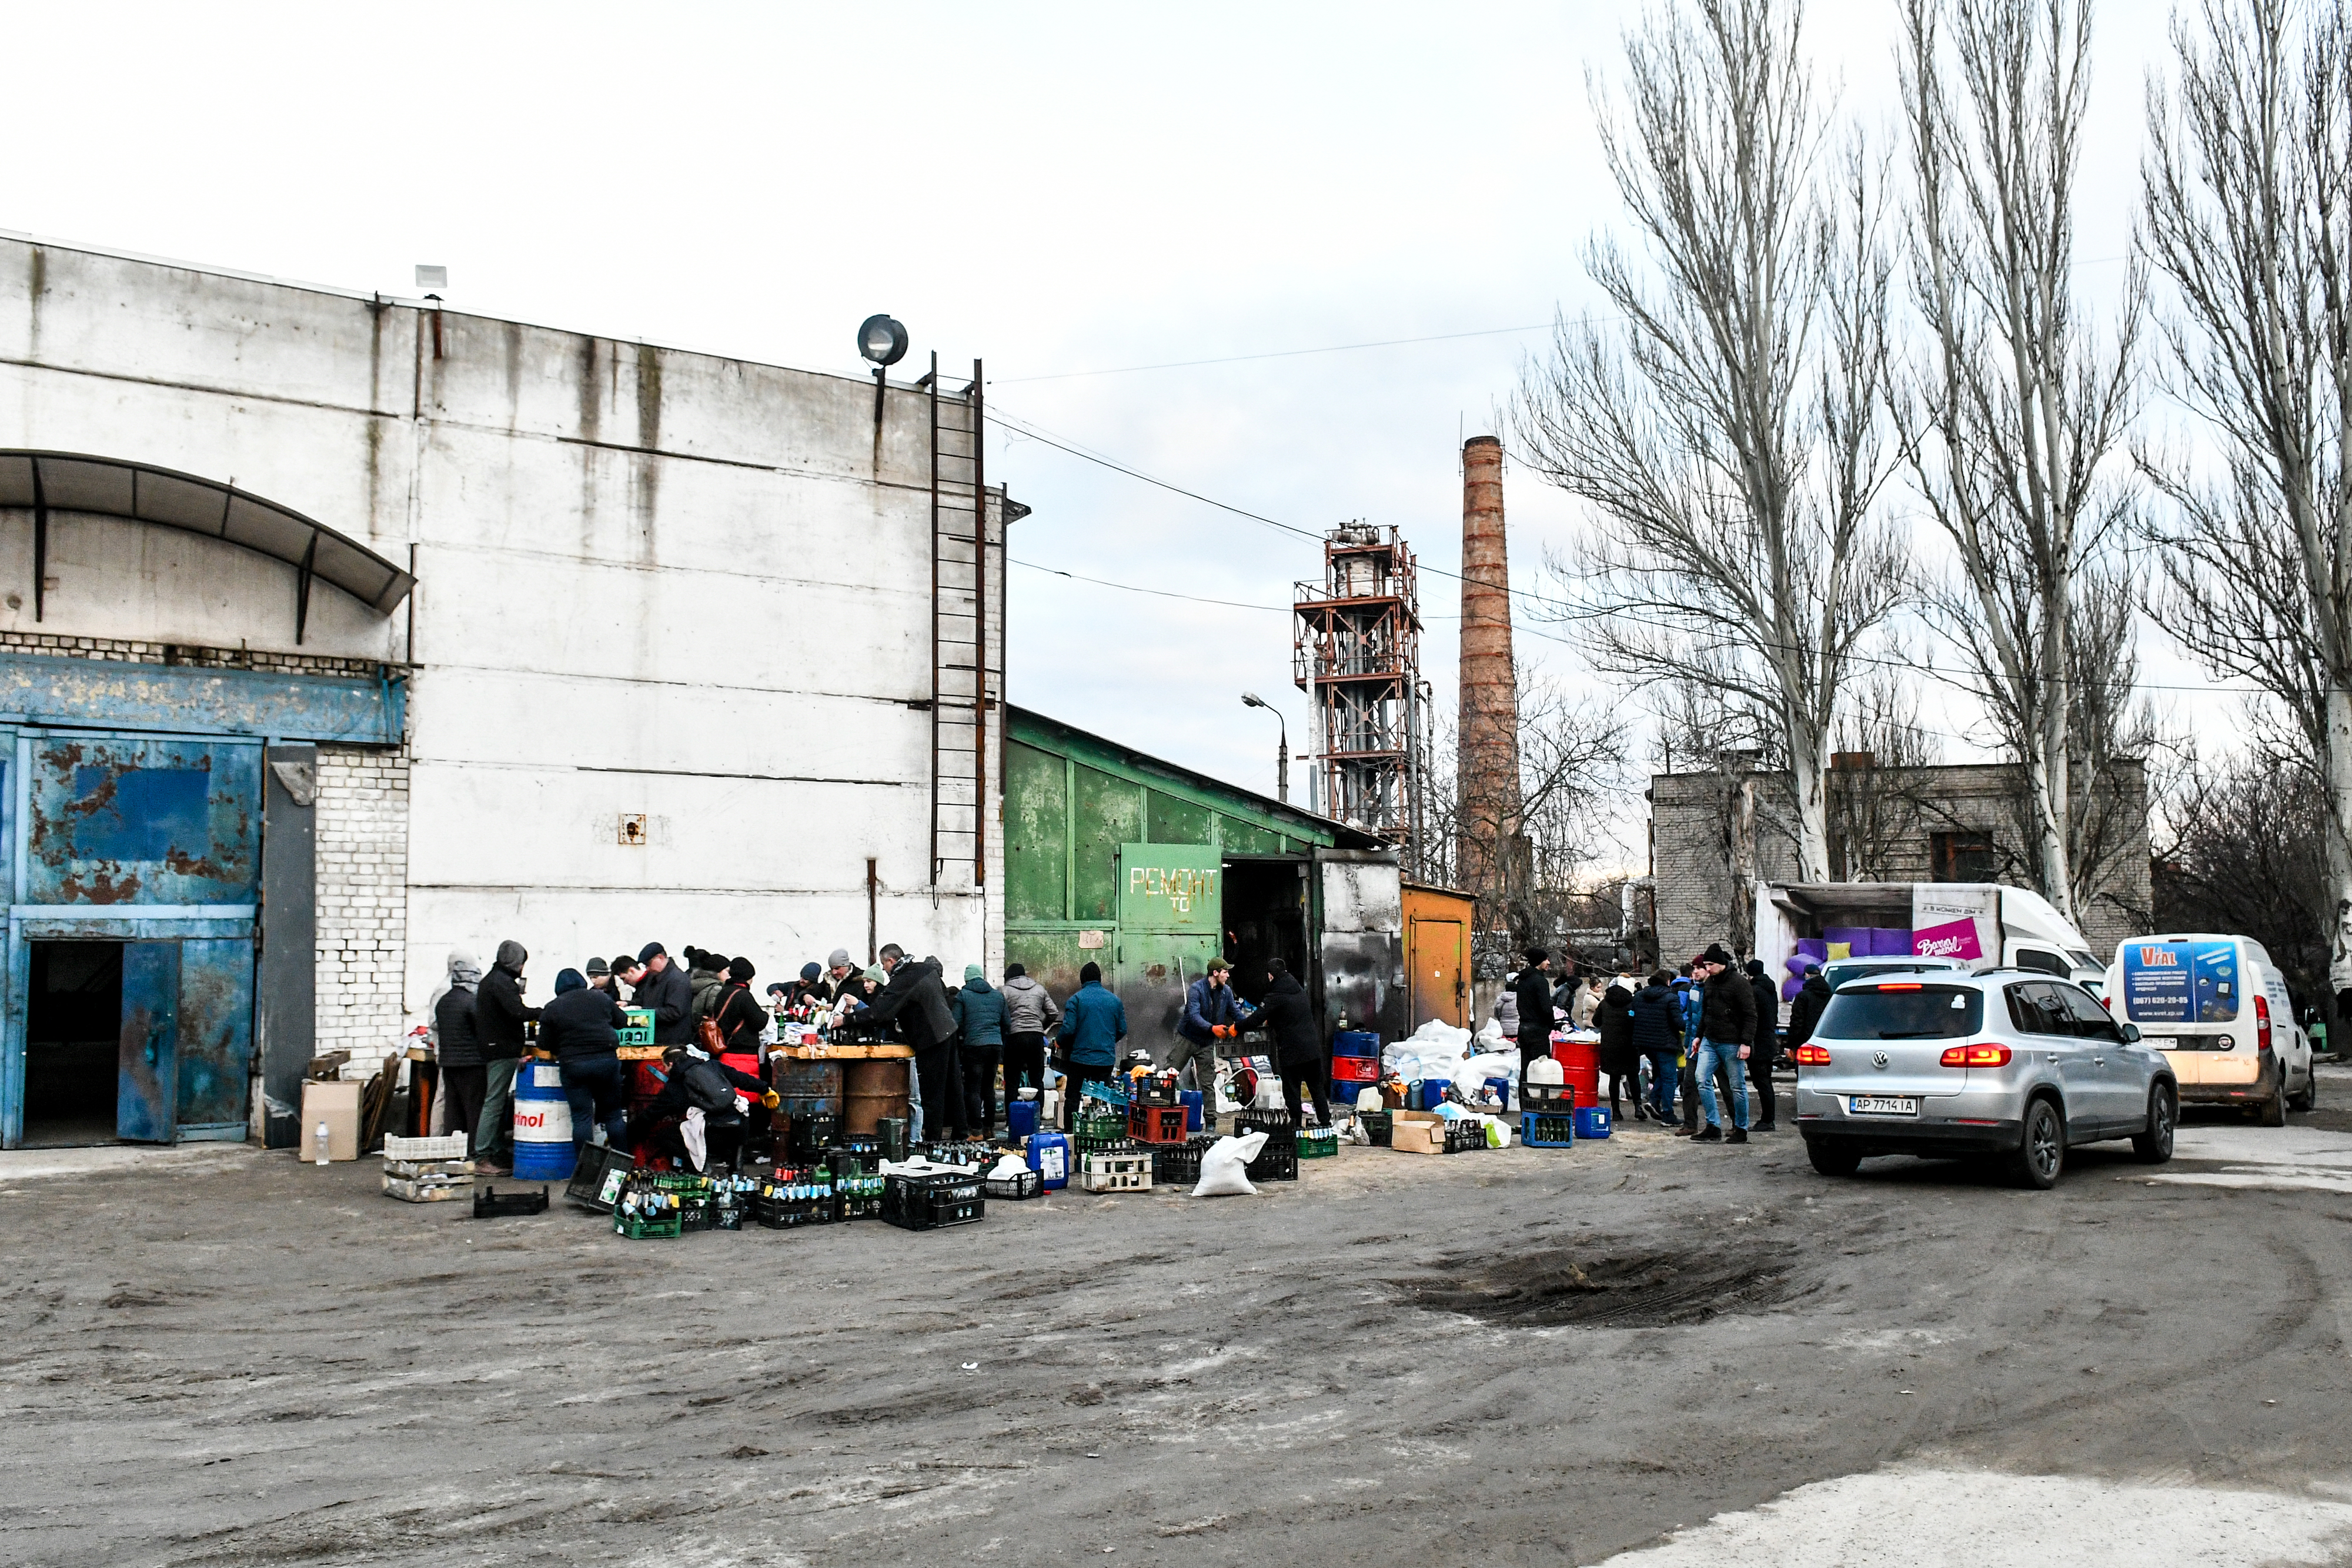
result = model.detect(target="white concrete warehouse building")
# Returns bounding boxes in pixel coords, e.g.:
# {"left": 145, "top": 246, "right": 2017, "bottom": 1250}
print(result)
{"left": 0, "top": 233, "right": 1008, "bottom": 1148}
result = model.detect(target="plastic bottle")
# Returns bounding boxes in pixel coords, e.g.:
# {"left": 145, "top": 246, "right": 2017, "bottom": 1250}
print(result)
{"left": 313, "top": 1119, "right": 330, "bottom": 1166}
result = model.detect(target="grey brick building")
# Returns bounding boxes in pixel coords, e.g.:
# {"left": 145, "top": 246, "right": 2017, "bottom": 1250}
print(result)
{"left": 1649, "top": 759, "right": 2152, "bottom": 964}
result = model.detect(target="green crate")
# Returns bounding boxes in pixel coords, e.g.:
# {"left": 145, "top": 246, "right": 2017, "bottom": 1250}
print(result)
{"left": 1298, "top": 1127, "right": 1340, "bottom": 1159}
{"left": 613, "top": 1208, "right": 682, "bottom": 1240}
{"left": 1073, "top": 1111, "right": 1125, "bottom": 1144}
{"left": 619, "top": 1007, "right": 656, "bottom": 1047}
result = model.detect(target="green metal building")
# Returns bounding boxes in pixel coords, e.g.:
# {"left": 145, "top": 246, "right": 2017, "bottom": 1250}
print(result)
{"left": 1003, "top": 706, "right": 1405, "bottom": 1058}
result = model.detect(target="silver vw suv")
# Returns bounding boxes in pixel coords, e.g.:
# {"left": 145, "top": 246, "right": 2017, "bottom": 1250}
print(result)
{"left": 1793, "top": 969, "right": 2178, "bottom": 1189}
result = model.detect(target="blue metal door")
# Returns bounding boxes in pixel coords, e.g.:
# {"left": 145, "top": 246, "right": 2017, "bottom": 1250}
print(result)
{"left": 116, "top": 941, "right": 181, "bottom": 1142}
{"left": 176, "top": 938, "right": 253, "bottom": 1135}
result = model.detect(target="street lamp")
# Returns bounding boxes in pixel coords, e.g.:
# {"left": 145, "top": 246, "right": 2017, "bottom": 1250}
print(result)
{"left": 1241, "top": 692, "right": 1288, "bottom": 804}
{"left": 857, "top": 314, "right": 908, "bottom": 427}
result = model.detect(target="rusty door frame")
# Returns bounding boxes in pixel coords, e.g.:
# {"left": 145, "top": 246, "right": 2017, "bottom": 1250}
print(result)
{"left": 0, "top": 726, "right": 261, "bottom": 1150}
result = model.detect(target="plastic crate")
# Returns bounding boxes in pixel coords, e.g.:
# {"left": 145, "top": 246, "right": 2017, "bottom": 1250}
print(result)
{"left": 1150, "top": 1135, "right": 1218, "bottom": 1186}
{"left": 1442, "top": 1120, "right": 1488, "bottom": 1154}
{"left": 881, "top": 1171, "right": 988, "bottom": 1231}
{"left": 1074, "top": 1131, "right": 1142, "bottom": 1155}
{"left": 1521, "top": 1081, "right": 1577, "bottom": 1114}
{"left": 983, "top": 1166, "right": 1043, "bottom": 1201}
{"left": 753, "top": 1194, "right": 835, "bottom": 1229}
{"left": 1331, "top": 1055, "right": 1381, "bottom": 1084}
{"left": 613, "top": 1206, "right": 681, "bottom": 1240}
{"left": 1332, "top": 1029, "right": 1381, "bottom": 1059}
{"left": 382, "top": 1172, "right": 471, "bottom": 1202}
{"left": 383, "top": 1132, "right": 469, "bottom": 1163}
{"left": 472, "top": 1185, "right": 550, "bottom": 1218}
{"left": 1076, "top": 1149, "right": 1154, "bottom": 1192}
{"left": 1298, "top": 1126, "right": 1340, "bottom": 1159}
{"left": 1244, "top": 1141, "right": 1298, "bottom": 1182}
{"left": 1521, "top": 1110, "right": 1576, "bottom": 1148}
{"left": 565, "top": 1143, "right": 636, "bottom": 1211}
{"left": 835, "top": 1193, "right": 884, "bottom": 1222}
{"left": 1234, "top": 1110, "right": 1297, "bottom": 1147}
{"left": 1573, "top": 1106, "right": 1613, "bottom": 1140}
{"left": 1072, "top": 1109, "right": 1127, "bottom": 1144}
{"left": 1126, "top": 1104, "right": 1190, "bottom": 1145}
{"left": 787, "top": 1114, "right": 840, "bottom": 1161}
{"left": 1360, "top": 1111, "right": 1394, "bottom": 1147}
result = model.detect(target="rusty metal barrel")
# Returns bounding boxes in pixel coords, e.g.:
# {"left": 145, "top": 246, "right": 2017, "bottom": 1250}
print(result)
{"left": 842, "top": 1058, "right": 911, "bottom": 1135}
{"left": 768, "top": 1057, "right": 841, "bottom": 1124}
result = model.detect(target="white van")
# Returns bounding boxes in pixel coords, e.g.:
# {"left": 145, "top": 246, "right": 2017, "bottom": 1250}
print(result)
{"left": 2103, "top": 934, "right": 2317, "bottom": 1124}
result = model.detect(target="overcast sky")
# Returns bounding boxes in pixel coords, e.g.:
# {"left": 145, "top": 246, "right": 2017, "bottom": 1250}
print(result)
{"left": 7, "top": 1, "right": 2200, "bottom": 870}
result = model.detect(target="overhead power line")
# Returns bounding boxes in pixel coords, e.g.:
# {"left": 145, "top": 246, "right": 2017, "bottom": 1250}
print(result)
{"left": 994, "top": 322, "right": 1556, "bottom": 383}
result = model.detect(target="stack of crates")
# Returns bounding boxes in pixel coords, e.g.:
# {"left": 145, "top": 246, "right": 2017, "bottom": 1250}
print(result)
{"left": 752, "top": 1166, "right": 834, "bottom": 1229}
{"left": 1331, "top": 1029, "right": 1381, "bottom": 1111}
{"left": 381, "top": 1134, "right": 472, "bottom": 1203}
{"left": 1150, "top": 1134, "right": 1219, "bottom": 1188}
{"left": 1077, "top": 1147, "right": 1154, "bottom": 1193}
{"left": 1235, "top": 1110, "right": 1298, "bottom": 1182}
{"left": 1072, "top": 1109, "right": 1130, "bottom": 1153}
{"left": 881, "top": 1169, "right": 987, "bottom": 1230}
{"left": 827, "top": 1146, "right": 886, "bottom": 1220}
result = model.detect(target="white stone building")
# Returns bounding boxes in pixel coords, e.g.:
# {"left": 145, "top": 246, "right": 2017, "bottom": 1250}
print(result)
{"left": 0, "top": 233, "right": 1007, "bottom": 1148}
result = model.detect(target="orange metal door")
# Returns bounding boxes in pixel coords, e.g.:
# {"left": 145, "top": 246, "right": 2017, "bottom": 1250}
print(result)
{"left": 1409, "top": 918, "right": 1467, "bottom": 1030}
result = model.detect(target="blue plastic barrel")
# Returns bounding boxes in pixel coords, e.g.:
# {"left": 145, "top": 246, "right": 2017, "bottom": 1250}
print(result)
{"left": 1007, "top": 1098, "right": 1040, "bottom": 1141}
{"left": 1179, "top": 1089, "right": 1203, "bottom": 1132}
{"left": 512, "top": 1061, "right": 577, "bottom": 1180}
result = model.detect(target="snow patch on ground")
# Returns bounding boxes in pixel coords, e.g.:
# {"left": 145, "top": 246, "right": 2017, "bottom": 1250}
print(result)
{"left": 1599, "top": 1466, "right": 2352, "bottom": 1566}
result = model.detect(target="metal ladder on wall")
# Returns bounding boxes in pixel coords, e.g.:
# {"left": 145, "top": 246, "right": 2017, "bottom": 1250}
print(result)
{"left": 927, "top": 356, "right": 990, "bottom": 890}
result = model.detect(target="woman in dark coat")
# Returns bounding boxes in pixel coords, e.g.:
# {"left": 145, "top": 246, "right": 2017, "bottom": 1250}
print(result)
{"left": 1596, "top": 979, "right": 1642, "bottom": 1119}
{"left": 1241, "top": 959, "right": 1328, "bottom": 1126}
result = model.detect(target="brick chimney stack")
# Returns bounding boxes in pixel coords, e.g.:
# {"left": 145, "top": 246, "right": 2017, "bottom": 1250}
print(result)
{"left": 1456, "top": 436, "right": 1523, "bottom": 927}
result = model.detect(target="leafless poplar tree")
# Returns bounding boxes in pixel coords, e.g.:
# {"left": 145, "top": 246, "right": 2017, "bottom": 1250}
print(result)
{"left": 1515, "top": 0, "right": 1907, "bottom": 887}
{"left": 1894, "top": 0, "right": 2144, "bottom": 927}
{"left": 2137, "top": 0, "right": 2352, "bottom": 961}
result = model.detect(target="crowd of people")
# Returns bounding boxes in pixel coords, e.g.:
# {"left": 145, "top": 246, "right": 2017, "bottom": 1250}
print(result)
{"left": 422, "top": 936, "right": 1326, "bottom": 1178}
{"left": 1501, "top": 941, "right": 1838, "bottom": 1144}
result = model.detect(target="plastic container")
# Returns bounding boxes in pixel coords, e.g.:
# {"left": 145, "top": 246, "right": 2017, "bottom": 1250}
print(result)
{"left": 1573, "top": 1105, "right": 1613, "bottom": 1140}
{"left": 1006, "top": 1099, "right": 1040, "bottom": 1141}
{"left": 1408, "top": 1079, "right": 1450, "bottom": 1112}
{"left": 510, "top": 1062, "right": 577, "bottom": 1182}
{"left": 1180, "top": 1089, "right": 1204, "bottom": 1132}
{"left": 1026, "top": 1131, "right": 1071, "bottom": 1190}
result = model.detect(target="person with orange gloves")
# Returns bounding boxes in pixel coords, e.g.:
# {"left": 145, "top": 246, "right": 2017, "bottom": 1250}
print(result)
{"left": 1174, "top": 958, "right": 1245, "bottom": 1129}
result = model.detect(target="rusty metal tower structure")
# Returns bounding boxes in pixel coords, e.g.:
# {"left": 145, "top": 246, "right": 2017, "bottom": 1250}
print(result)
{"left": 1293, "top": 521, "right": 1432, "bottom": 873}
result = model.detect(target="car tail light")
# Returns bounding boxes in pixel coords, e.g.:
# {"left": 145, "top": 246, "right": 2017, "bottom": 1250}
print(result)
{"left": 1792, "top": 1044, "right": 1832, "bottom": 1065}
{"left": 1939, "top": 1043, "right": 2012, "bottom": 1067}
{"left": 2256, "top": 993, "right": 2272, "bottom": 1052}
{"left": 1877, "top": 982, "right": 1923, "bottom": 991}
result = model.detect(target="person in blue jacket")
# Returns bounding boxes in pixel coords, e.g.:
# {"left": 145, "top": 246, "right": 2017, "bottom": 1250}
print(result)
{"left": 1055, "top": 961, "right": 1127, "bottom": 1131}
{"left": 1174, "top": 958, "right": 1244, "bottom": 1125}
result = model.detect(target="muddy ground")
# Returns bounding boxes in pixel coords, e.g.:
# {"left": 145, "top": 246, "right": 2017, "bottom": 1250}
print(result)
{"left": 6, "top": 1072, "right": 2352, "bottom": 1567}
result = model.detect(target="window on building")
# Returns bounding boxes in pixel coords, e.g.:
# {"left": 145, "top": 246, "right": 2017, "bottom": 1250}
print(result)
{"left": 1930, "top": 831, "right": 1997, "bottom": 882}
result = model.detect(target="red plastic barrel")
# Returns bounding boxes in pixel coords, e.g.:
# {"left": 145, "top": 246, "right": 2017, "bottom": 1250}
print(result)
{"left": 1549, "top": 1036, "right": 1601, "bottom": 1108}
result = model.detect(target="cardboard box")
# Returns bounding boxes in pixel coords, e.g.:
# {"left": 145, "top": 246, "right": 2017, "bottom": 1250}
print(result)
{"left": 1390, "top": 1109, "right": 1446, "bottom": 1155}
{"left": 300, "top": 1079, "right": 363, "bottom": 1162}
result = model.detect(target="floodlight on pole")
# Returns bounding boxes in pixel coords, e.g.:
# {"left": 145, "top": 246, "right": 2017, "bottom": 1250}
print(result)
{"left": 1241, "top": 692, "right": 1289, "bottom": 805}
{"left": 857, "top": 315, "right": 909, "bottom": 428}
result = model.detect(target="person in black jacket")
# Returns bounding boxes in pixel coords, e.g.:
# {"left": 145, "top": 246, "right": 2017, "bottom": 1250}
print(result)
{"left": 1514, "top": 948, "right": 1558, "bottom": 1111}
{"left": 640, "top": 1045, "right": 776, "bottom": 1173}
{"left": 541, "top": 965, "right": 630, "bottom": 1154}
{"left": 1629, "top": 970, "right": 1682, "bottom": 1123}
{"left": 1743, "top": 958, "right": 1781, "bottom": 1134}
{"left": 1241, "top": 959, "right": 1328, "bottom": 1126}
{"left": 864, "top": 944, "right": 963, "bottom": 1139}
{"left": 1786, "top": 964, "right": 1832, "bottom": 1047}
{"left": 432, "top": 951, "right": 487, "bottom": 1156}
{"left": 1596, "top": 979, "right": 1642, "bottom": 1118}
{"left": 472, "top": 940, "right": 539, "bottom": 1175}
{"left": 1692, "top": 944, "right": 1756, "bottom": 1142}
{"left": 632, "top": 942, "right": 694, "bottom": 1046}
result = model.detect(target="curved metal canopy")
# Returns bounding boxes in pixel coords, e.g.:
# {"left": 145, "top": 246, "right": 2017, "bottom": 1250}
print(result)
{"left": 0, "top": 450, "right": 415, "bottom": 616}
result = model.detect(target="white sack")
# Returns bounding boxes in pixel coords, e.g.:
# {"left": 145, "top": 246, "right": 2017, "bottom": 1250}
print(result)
{"left": 1192, "top": 1131, "right": 1269, "bottom": 1198}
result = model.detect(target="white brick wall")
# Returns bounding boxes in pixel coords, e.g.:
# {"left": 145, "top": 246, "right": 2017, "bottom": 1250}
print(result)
{"left": 315, "top": 744, "right": 412, "bottom": 1073}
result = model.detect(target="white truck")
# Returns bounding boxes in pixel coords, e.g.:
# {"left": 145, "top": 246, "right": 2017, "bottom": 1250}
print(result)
{"left": 1752, "top": 881, "right": 2106, "bottom": 995}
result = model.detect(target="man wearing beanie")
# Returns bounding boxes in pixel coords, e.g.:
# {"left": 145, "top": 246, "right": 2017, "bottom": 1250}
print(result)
{"left": 1000, "top": 961, "right": 1060, "bottom": 1103}
{"left": 1514, "top": 947, "right": 1558, "bottom": 1111}
{"left": 1692, "top": 943, "right": 1756, "bottom": 1143}
{"left": 824, "top": 948, "right": 863, "bottom": 1005}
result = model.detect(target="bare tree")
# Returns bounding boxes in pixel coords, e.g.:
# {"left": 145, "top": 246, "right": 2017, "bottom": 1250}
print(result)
{"left": 1421, "top": 676, "right": 1624, "bottom": 960}
{"left": 1895, "top": 0, "right": 2145, "bottom": 925}
{"left": 1515, "top": 0, "right": 1908, "bottom": 887}
{"left": 2137, "top": 0, "right": 2352, "bottom": 965}
{"left": 1825, "top": 667, "right": 1942, "bottom": 880}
